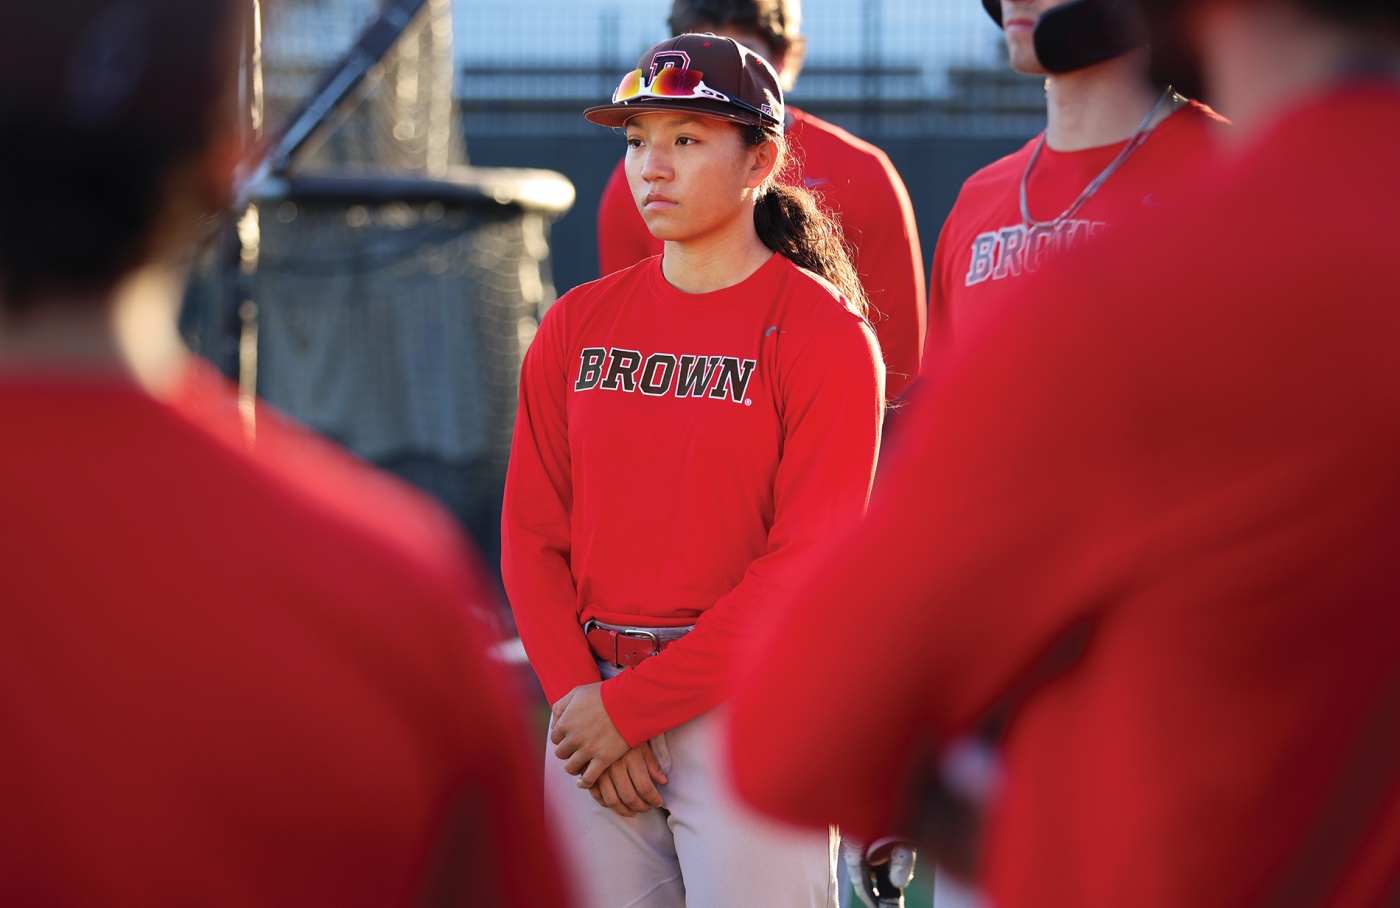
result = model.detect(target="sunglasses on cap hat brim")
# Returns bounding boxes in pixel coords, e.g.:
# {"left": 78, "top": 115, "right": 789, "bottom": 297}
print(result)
{"left": 583, "top": 66, "right": 782, "bottom": 130}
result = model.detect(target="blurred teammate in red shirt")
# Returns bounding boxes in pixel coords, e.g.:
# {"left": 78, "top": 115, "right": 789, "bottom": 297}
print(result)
{"left": 728, "top": 0, "right": 1400, "bottom": 906}
{"left": 0, "top": 2, "right": 571, "bottom": 904}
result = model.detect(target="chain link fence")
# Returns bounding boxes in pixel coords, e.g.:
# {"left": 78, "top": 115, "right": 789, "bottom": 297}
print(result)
{"left": 454, "top": 0, "right": 1045, "bottom": 139}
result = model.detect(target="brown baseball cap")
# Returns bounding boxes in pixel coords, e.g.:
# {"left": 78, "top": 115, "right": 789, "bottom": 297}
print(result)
{"left": 584, "top": 33, "right": 784, "bottom": 131}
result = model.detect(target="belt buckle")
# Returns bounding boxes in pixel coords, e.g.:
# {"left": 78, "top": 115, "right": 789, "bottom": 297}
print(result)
{"left": 618, "top": 627, "right": 660, "bottom": 652}
{"left": 617, "top": 627, "right": 660, "bottom": 666}
{"left": 583, "top": 621, "right": 662, "bottom": 667}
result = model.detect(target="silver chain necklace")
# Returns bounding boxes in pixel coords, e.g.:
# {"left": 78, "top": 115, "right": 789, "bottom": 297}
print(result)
{"left": 1019, "top": 87, "right": 1176, "bottom": 230}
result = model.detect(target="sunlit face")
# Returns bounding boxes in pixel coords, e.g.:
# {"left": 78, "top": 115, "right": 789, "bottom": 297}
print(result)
{"left": 1000, "top": 0, "right": 1074, "bottom": 75}
{"left": 622, "top": 111, "right": 772, "bottom": 247}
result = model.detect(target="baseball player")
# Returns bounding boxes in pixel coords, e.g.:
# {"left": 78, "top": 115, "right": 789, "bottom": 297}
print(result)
{"left": 911, "top": 5, "right": 1224, "bottom": 901}
{"left": 0, "top": 2, "right": 570, "bottom": 905}
{"left": 596, "top": 0, "right": 927, "bottom": 400}
{"left": 726, "top": 0, "right": 1400, "bottom": 905}
{"left": 924, "top": 0, "right": 1226, "bottom": 352}
{"left": 502, "top": 33, "right": 884, "bottom": 908}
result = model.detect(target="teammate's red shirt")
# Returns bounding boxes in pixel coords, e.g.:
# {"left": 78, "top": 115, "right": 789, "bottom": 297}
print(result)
{"left": 503, "top": 253, "right": 883, "bottom": 747}
{"left": 597, "top": 106, "right": 926, "bottom": 398}
{"left": 0, "top": 359, "right": 571, "bottom": 908}
{"left": 926, "top": 101, "right": 1224, "bottom": 352}
{"left": 729, "top": 83, "right": 1400, "bottom": 908}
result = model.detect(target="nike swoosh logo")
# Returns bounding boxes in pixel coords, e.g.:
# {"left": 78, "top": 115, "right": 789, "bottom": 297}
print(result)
{"left": 803, "top": 177, "right": 830, "bottom": 189}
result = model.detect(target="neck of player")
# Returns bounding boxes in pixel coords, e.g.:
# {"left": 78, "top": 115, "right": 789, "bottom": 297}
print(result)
{"left": 661, "top": 220, "right": 775, "bottom": 296}
{"left": 1190, "top": 0, "right": 1400, "bottom": 142}
{"left": 0, "top": 263, "right": 190, "bottom": 396}
{"left": 1044, "top": 48, "right": 1173, "bottom": 152}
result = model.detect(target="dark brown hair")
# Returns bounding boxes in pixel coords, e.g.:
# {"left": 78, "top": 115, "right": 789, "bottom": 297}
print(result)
{"left": 743, "top": 124, "right": 868, "bottom": 321}
{"left": 0, "top": 0, "right": 241, "bottom": 311}
{"left": 669, "top": 0, "right": 808, "bottom": 74}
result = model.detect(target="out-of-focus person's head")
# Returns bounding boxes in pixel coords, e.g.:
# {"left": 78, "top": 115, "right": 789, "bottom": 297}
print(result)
{"left": 983, "top": 0, "right": 1147, "bottom": 76}
{"left": 1139, "top": 0, "right": 1400, "bottom": 100}
{"left": 0, "top": 0, "right": 242, "bottom": 314}
{"left": 668, "top": 0, "right": 806, "bottom": 91}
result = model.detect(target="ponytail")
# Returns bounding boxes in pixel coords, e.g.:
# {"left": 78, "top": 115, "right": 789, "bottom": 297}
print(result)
{"left": 744, "top": 126, "right": 870, "bottom": 321}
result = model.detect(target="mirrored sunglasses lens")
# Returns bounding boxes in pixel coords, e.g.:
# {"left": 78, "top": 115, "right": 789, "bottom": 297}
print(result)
{"left": 649, "top": 68, "right": 705, "bottom": 97}
{"left": 612, "top": 70, "right": 645, "bottom": 102}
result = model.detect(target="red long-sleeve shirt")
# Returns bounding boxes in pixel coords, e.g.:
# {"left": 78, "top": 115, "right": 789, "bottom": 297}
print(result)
{"left": 0, "top": 360, "right": 571, "bottom": 907}
{"left": 503, "top": 253, "right": 883, "bottom": 746}
{"left": 597, "top": 106, "right": 926, "bottom": 398}
{"left": 728, "top": 84, "right": 1400, "bottom": 908}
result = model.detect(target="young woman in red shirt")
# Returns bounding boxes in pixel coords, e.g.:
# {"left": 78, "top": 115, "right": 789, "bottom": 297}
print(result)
{"left": 502, "top": 32, "right": 884, "bottom": 908}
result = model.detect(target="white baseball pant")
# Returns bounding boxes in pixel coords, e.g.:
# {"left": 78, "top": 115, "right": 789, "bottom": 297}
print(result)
{"left": 545, "top": 667, "right": 838, "bottom": 908}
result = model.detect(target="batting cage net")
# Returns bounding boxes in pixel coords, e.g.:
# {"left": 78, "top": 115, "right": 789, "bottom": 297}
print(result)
{"left": 259, "top": 0, "right": 465, "bottom": 173}
{"left": 182, "top": 0, "right": 574, "bottom": 593}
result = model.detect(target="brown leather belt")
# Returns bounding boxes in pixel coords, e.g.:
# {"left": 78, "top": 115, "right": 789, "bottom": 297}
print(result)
{"left": 584, "top": 619, "right": 685, "bottom": 669}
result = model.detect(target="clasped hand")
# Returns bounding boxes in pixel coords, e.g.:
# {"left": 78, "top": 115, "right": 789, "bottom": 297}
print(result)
{"left": 552, "top": 682, "right": 668, "bottom": 816}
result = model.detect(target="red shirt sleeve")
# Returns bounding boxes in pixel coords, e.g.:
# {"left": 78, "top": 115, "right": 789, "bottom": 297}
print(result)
{"left": 500, "top": 298, "right": 604, "bottom": 706}
{"left": 597, "top": 157, "right": 663, "bottom": 277}
{"left": 924, "top": 208, "right": 959, "bottom": 366}
{"left": 841, "top": 147, "right": 927, "bottom": 400}
{"left": 601, "top": 310, "right": 886, "bottom": 745}
{"left": 726, "top": 290, "right": 1129, "bottom": 838}
{"left": 427, "top": 571, "right": 578, "bottom": 908}
{"left": 789, "top": 112, "right": 926, "bottom": 400}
